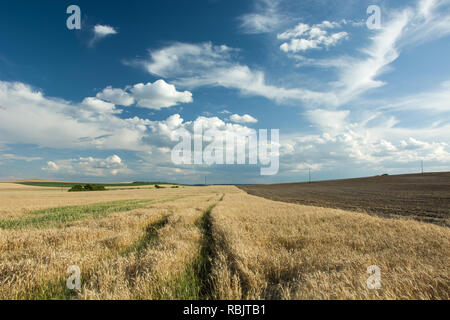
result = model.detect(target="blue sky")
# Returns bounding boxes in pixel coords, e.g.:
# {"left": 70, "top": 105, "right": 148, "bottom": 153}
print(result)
{"left": 0, "top": 0, "right": 449, "bottom": 184}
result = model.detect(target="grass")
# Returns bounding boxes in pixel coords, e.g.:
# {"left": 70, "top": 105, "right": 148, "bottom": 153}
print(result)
{"left": 209, "top": 191, "right": 450, "bottom": 299}
{"left": 0, "top": 199, "right": 154, "bottom": 229}
{"left": 195, "top": 204, "right": 217, "bottom": 299}
{"left": 25, "top": 217, "right": 173, "bottom": 300}
{"left": 76, "top": 193, "right": 225, "bottom": 300}
{"left": 16, "top": 214, "right": 171, "bottom": 300}
{"left": 122, "top": 217, "right": 169, "bottom": 256}
{"left": 165, "top": 203, "right": 218, "bottom": 300}
{"left": 11, "top": 278, "right": 77, "bottom": 300}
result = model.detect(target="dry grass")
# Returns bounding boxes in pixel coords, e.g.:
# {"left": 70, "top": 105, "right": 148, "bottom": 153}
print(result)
{"left": 209, "top": 191, "right": 450, "bottom": 300}
{"left": 80, "top": 195, "right": 222, "bottom": 299}
{"left": 0, "top": 185, "right": 229, "bottom": 299}
{"left": 0, "top": 183, "right": 448, "bottom": 300}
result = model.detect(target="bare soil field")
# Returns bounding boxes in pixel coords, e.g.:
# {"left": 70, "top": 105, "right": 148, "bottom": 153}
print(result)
{"left": 239, "top": 172, "right": 450, "bottom": 227}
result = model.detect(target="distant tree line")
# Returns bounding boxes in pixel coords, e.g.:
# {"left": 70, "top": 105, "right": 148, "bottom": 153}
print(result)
{"left": 69, "top": 184, "right": 106, "bottom": 192}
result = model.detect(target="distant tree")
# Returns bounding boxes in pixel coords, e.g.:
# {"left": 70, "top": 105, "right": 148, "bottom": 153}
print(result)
{"left": 69, "top": 185, "right": 84, "bottom": 192}
{"left": 85, "top": 184, "right": 105, "bottom": 191}
{"left": 68, "top": 184, "right": 105, "bottom": 192}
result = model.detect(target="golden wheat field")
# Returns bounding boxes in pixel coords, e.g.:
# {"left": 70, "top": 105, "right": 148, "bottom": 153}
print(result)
{"left": 0, "top": 182, "right": 448, "bottom": 300}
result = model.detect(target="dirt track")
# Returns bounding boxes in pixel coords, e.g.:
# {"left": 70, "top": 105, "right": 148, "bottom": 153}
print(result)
{"left": 238, "top": 172, "right": 450, "bottom": 227}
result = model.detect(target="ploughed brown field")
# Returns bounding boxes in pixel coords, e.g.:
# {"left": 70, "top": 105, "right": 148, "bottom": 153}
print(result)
{"left": 239, "top": 172, "right": 450, "bottom": 227}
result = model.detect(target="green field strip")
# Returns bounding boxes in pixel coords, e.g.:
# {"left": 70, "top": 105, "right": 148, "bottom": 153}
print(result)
{"left": 0, "top": 196, "right": 186, "bottom": 230}
{"left": 164, "top": 196, "right": 224, "bottom": 300}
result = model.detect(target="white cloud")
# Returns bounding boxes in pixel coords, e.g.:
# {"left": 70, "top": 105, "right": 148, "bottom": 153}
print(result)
{"left": 81, "top": 97, "right": 118, "bottom": 114}
{"left": 229, "top": 114, "right": 258, "bottom": 124}
{"left": 146, "top": 113, "right": 260, "bottom": 161}
{"left": 336, "top": 0, "right": 450, "bottom": 104}
{"left": 96, "top": 87, "right": 134, "bottom": 106}
{"left": 290, "top": 0, "right": 450, "bottom": 107}
{"left": 0, "top": 81, "right": 151, "bottom": 151}
{"left": 278, "top": 23, "right": 309, "bottom": 40}
{"left": 90, "top": 25, "right": 118, "bottom": 46}
{"left": 134, "top": 42, "right": 337, "bottom": 106}
{"left": 281, "top": 108, "right": 450, "bottom": 176}
{"left": 240, "top": 14, "right": 280, "bottom": 34}
{"left": 94, "top": 25, "right": 117, "bottom": 37}
{"left": 378, "top": 80, "right": 450, "bottom": 113}
{"left": 43, "top": 154, "right": 130, "bottom": 177}
{"left": 278, "top": 21, "right": 349, "bottom": 53}
{"left": 130, "top": 80, "right": 193, "bottom": 110}
{"left": 305, "top": 109, "right": 349, "bottom": 132}
{"left": 335, "top": 10, "right": 410, "bottom": 103}
{"left": 2, "top": 80, "right": 449, "bottom": 180}
{"left": 316, "top": 20, "right": 341, "bottom": 29}
{"left": 405, "top": 0, "right": 450, "bottom": 44}
{"left": 95, "top": 80, "right": 193, "bottom": 110}
{"left": 0, "top": 153, "right": 42, "bottom": 162}
{"left": 46, "top": 161, "right": 59, "bottom": 171}
{"left": 239, "top": 0, "right": 283, "bottom": 34}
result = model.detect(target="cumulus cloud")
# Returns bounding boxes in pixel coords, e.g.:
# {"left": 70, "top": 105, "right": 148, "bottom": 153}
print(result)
{"left": 0, "top": 81, "right": 151, "bottom": 151}
{"left": 145, "top": 113, "right": 261, "bottom": 162}
{"left": 0, "top": 81, "right": 270, "bottom": 180}
{"left": 95, "top": 80, "right": 193, "bottom": 110}
{"left": 229, "top": 114, "right": 258, "bottom": 124}
{"left": 81, "top": 97, "right": 118, "bottom": 114}
{"left": 43, "top": 155, "right": 130, "bottom": 177}
{"left": 96, "top": 87, "right": 135, "bottom": 106}
{"left": 2, "top": 79, "right": 449, "bottom": 181}
{"left": 130, "top": 80, "right": 193, "bottom": 110}
{"left": 280, "top": 108, "right": 450, "bottom": 178}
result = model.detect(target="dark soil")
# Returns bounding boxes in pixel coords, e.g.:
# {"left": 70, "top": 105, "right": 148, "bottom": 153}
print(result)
{"left": 238, "top": 172, "right": 450, "bottom": 227}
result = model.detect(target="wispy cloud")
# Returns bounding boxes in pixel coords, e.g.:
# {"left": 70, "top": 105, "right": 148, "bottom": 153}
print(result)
{"left": 279, "top": 0, "right": 450, "bottom": 107}
{"left": 378, "top": 80, "right": 450, "bottom": 114}
{"left": 238, "top": 0, "right": 284, "bottom": 34}
{"left": 131, "top": 42, "right": 337, "bottom": 106}
{"left": 0, "top": 153, "right": 42, "bottom": 162}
